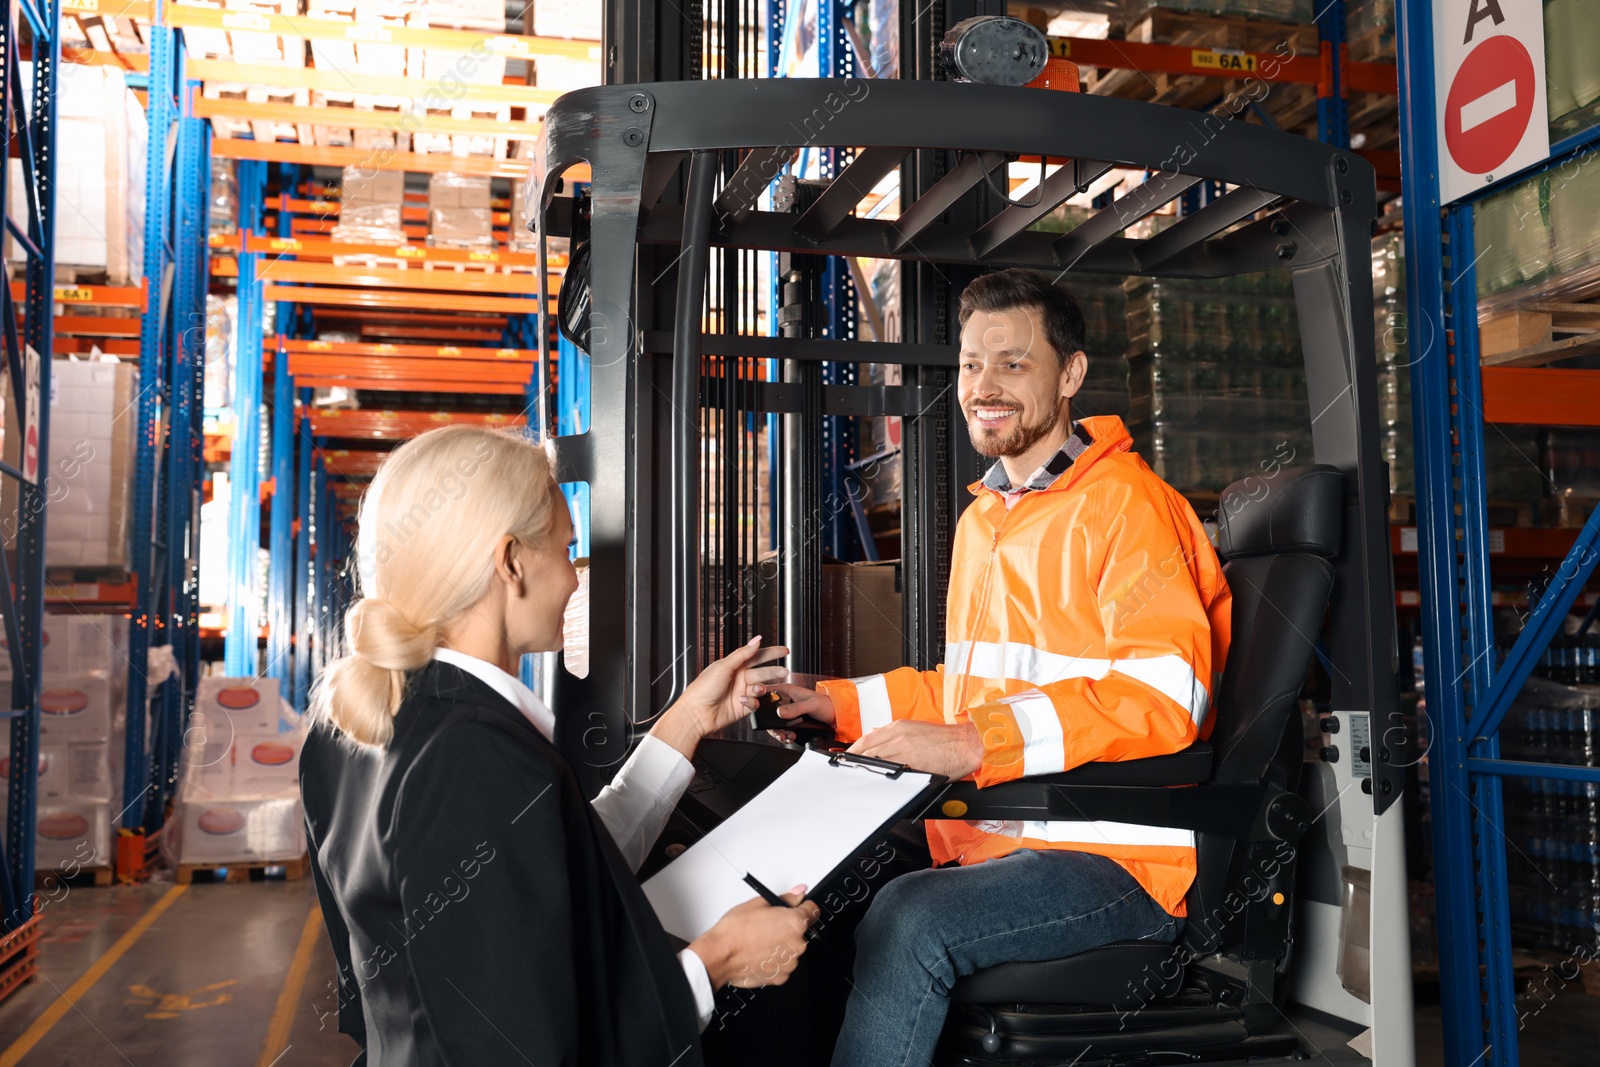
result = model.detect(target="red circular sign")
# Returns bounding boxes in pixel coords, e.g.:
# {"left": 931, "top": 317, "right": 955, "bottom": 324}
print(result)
{"left": 1445, "top": 34, "right": 1537, "bottom": 176}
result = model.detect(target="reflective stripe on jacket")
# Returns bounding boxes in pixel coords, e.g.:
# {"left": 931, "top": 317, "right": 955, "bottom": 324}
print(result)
{"left": 818, "top": 415, "right": 1231, "bottom": 916}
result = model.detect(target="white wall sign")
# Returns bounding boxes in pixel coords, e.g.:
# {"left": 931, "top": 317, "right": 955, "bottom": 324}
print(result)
{"left": 1433, "top": 0, "right": 1550, "bottom": 204}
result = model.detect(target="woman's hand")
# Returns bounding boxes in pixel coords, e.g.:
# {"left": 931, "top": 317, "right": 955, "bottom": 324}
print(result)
{"left": 650, "top": 638, "right": 791, "bottom": 760}
{"left": 688, "top": 888, "right": 821, "bottom": 989}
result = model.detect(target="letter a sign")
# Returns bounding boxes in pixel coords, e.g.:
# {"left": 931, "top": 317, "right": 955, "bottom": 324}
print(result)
{"left": 1434, "top": 0, "right": 1549, "bottom": 204}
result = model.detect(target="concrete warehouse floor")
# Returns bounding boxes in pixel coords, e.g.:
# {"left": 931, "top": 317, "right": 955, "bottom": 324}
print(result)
{"left": 0, "top": 875, "right": 352, "bottom": 1067}
{"left": 0, "top": 875, "right": 1595, "bottom": 1066}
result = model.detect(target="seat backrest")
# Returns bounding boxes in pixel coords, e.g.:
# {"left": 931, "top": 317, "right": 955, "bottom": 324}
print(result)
{"left": 1182, "top": 464, "right": 1343, "bottom": 956}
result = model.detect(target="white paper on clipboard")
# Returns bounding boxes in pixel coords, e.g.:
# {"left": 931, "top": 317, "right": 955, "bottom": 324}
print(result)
{"left": 642, "top": 748, "right": 936, "bottom": 943}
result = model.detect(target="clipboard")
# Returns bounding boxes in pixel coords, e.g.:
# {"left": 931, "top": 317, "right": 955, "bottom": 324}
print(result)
{"left": 642, "top": 748, "right": 947, "bottom": 943}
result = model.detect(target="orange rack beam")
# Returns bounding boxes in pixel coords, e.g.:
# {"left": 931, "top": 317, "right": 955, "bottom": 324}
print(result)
{"left": 271, "top": 203, "right": 519, "bottom": 227}
{"left": 319, "top": 309, "right": 510, "bottom": 327}
{"left": 12, "top": 281, "right": 147, "bottom": 309}
{"left": 1047, "top": 35, "right": 1397, "bottom": 96}
{"left": 63, "top": 0, "right": 151, "bottom": 17}
{"left": 213, "top": 139, "right": 531, "bottom": 179}
{"left": 49, "top": 316, "right": 141, "bottom": 337}
{"left": 1481, "top": 367, "right": 1600, "bottom": 428}
{"left": 286, "top": 353, "right": 533, "bottom": 384}
{"left": 296, "top": 375, "right": 526, "bottom": 395}
{"left": 359, "top": 325, "right": 505, "bottom": 342}
{"left": 258, "top": 260, "right": 542, "bottom": 295}
{"left": 55, "top": 337, "right": 142, "bottom": 357}
{"left": 270, "top": 203, "right": 518, "bottom": 227}
{"left": 195, "top": 97, "right": 543, "bottom": 140}
{"left": 284, "top": 338, "right": 535, "bottom": 361}
{"left": 263, "top": 285, "right": 542, "bottom": 314}
{"left": 242, "top": 233, "right": 551, "bottom": 270}
{"left": 165, "top": 3, "right": 600, "bottom": 61}
{"left": 316, "top": 449, "right": 391, "bottom": 478}
{"left": 309, "top": 408, "right": 526, "bottom": 439}
{"left": 186, "top": 58, "right": 558, "bottom": 108}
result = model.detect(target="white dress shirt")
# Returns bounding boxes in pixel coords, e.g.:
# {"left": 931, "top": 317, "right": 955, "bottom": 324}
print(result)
{"left": 431, "top": 648, "right": 716, "bottom": 1030}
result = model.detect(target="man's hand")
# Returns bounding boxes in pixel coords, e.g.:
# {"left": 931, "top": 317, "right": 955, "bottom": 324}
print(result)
{"left": 767, "top": 683, "right": 835, "bottom": 726}
{"left": 848, "top": 720, "right": 984, "bottom": 779}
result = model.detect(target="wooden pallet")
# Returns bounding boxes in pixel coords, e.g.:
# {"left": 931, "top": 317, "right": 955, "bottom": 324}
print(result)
{"left": 38, "top": 866, "right": 114, "bottom": 888}
{"left": 1481, "top": 303, "right": 1600, "bottom": 368}
{"left": 176, "top": 854, "right": 309, "bottom": 885}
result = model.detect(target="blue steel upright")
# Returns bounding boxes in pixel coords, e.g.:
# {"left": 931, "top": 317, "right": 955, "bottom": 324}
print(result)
{"left": 266, "top": 164, "right": 303, "bottom": 700}
{"left": 148, "top": 82, "right": 214, "bottom": 826}
{"left": 815, "top": 0, "right": 860, "bottom": 561}
{"left": 0, "top": 0, "right": 59, "bottom": 917}
{"left": 1315, "top": 0, "right": 1350, "bottom": 147}
{"left": 124, "top": 10, "right": 182, "bottom": 829}
{"left": 1395, "top": 2, "right": 1600, "bottom": 1063}
{"left": 293, "top": 387, "right": 315, "bottom": 713}
{"left": 225, "top": 162, "right": 268, "bottom": 678}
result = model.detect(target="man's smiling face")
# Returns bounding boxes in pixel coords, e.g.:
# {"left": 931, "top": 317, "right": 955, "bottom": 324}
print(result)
{"left": 957, "top": 304, "right": 1084, "bottom": 458}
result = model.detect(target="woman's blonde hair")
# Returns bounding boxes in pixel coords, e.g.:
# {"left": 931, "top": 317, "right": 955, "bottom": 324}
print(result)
{"left": 310, "top": 425, "right": 561, "bottom": 747}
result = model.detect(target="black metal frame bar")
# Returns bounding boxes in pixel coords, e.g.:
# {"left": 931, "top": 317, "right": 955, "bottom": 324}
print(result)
{"left": 528, "top": 78, "right": 1399, "bottom": 824}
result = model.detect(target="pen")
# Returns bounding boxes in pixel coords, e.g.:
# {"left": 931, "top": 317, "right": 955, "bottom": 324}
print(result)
{"left": 743, "top": 872, "right": 793, "bottom": 908}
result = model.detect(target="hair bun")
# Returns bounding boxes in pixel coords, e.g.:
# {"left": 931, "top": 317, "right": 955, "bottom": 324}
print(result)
{"left": 346, "top": 598, "right": 438, "bottom": 674}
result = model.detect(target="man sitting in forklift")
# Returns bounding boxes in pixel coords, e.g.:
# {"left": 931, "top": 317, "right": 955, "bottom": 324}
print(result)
{"left": 773, "top": 268, "right": 1233, "bottom": 1066}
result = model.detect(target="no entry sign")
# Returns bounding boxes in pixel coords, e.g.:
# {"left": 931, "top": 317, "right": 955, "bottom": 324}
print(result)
{"left": 1433, "top": 0, "right": 1549, "bottom": 204}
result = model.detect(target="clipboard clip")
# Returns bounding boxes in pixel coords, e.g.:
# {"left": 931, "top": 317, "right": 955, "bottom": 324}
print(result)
{"left": 828, "top": 751, "right": 907, "bottom": 779}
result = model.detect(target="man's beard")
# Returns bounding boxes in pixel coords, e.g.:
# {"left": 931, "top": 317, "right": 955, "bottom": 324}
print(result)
{"left": 965, "top": 402, "right": 1063, "bottom": 458}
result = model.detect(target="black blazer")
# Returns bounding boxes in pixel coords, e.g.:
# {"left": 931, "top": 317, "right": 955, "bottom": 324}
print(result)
{"left": 300, "top": 660, "right": 706, "bottom": 1067}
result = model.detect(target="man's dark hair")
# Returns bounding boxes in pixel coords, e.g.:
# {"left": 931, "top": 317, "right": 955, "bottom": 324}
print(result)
{"left": 957, "top": 269, "right": 1087, "bottom": 366}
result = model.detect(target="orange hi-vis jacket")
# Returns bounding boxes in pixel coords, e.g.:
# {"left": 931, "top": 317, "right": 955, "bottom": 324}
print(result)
{"left": 818, "top": 415, "right": 1231, "bottom": 916}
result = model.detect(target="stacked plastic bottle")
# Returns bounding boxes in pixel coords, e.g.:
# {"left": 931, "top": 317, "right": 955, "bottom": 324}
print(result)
{"left": 1122, "top": 271, "right": 1312, "bottom": 493}
{"left": 1345, "top": 0, "right": 1392, "bottom": 35}
{"left": 1373, "top": 233, "right": 1412, "bottom": 495}
{"left": 1501, "top": 646, "right": 1600, "bottom": 954}
{"left": 1546, "top": 0, "right": 1600, "bottom": 140}
{"left": 1071, "top": 275, "right": 1131, "bottom": 423}
{"left": 1373, "top": 233, "right": 1545, "bottom": 505}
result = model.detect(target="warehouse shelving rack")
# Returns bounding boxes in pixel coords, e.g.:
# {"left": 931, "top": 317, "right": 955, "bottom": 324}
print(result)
{"left": 1395, "top": 3, "right": 1600, "bottom": 1064}
{"left": 122, "top": 10, "right": 214, "bottom": 836}
{"left": 0, "top": 0, "right": 60, "bottom": 978}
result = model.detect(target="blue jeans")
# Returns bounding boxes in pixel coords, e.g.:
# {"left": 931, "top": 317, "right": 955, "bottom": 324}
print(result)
{"left": 829, "top": 849, "right": 1182, "bottom": 1067}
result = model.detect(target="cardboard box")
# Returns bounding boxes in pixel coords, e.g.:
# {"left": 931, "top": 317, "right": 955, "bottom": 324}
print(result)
{"left": 195, "top": 676, "right": 281, "bottom": 735}
{"left": 423, "top": 0, "right": 503, "bottom": 29}
{"left": 182, "top": 723, "right": 302, "bottom": 798}
{"left": 1, "top": 613, "right": 127, "bottom": 682}
{"left": 39, "top": 742, "right": 114, "bottom": 802}
{"left": 33, "top": 801, "right": 112, "bottom": 871}
{"left": 38, "top": 674, "right": 114, "bottom": 743}
{"left": 172, "top": 796, "right": 305, "bottom": 865}
{"left": 532, "top": 0, "right": 602, "bottom": 39}
{"left": 821, "top": 561, "right": 904, "bottom": 678}
{"left": 428, "top": 171, "right": 493, "bottom": 247}
{"left": 4, "top": 361, "right": 139, "bottom": 571}
{"left": 332, "top": 166, "right": 407, "bottom": 243}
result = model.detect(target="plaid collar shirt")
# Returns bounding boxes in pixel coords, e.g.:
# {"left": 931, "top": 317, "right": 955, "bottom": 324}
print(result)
{"left": 981, "top": 423, "right": 1093, "bottom": 506}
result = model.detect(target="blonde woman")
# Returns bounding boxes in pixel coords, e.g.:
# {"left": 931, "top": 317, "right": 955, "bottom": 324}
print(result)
{"left": 300, "top": 426, "right": 819, "bottom": 1067}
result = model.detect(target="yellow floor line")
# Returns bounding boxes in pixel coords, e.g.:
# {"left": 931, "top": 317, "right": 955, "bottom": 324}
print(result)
{"left": 0, "top": 883, "right": 189, "bottom": 1067}
{"left": 257, "top": 905, "right": 324, "bottom": 1067}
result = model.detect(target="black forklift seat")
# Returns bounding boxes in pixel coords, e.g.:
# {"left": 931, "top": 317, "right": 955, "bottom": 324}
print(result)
{"left": 928, "top": 464, "right": 1343, "bottom": 1065}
